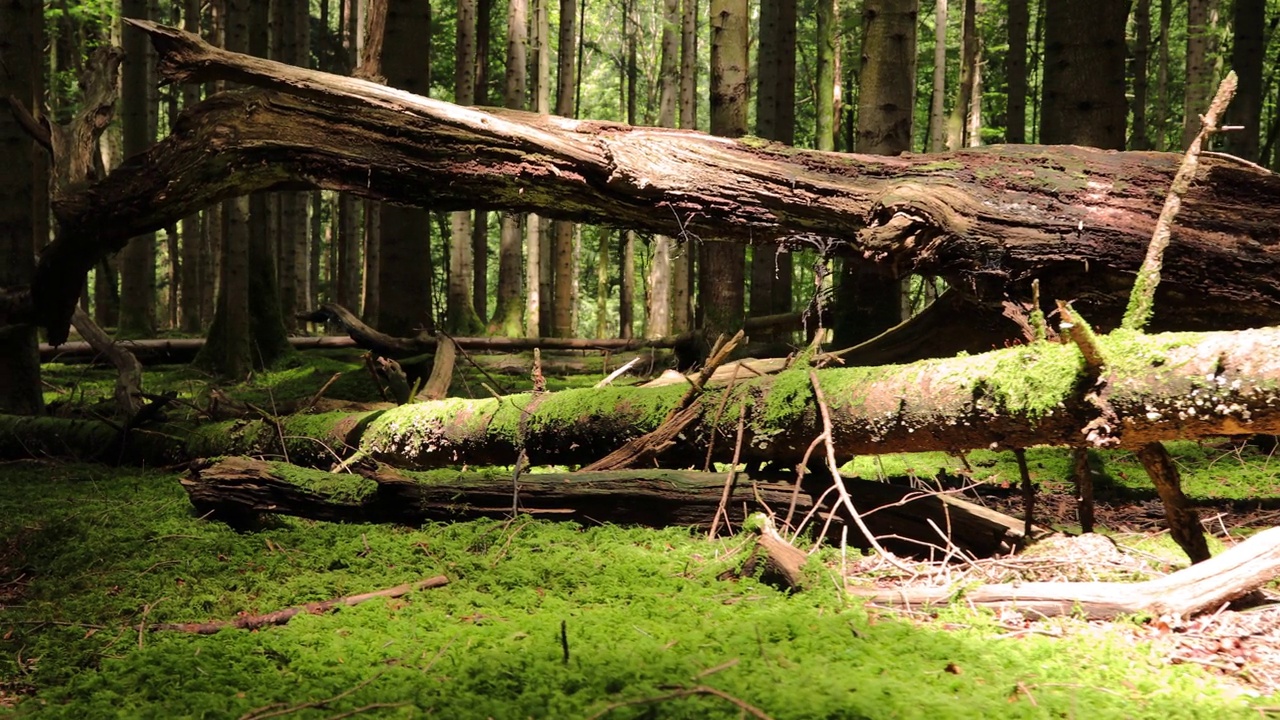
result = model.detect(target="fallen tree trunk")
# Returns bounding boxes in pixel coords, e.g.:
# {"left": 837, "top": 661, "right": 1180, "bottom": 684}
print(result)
{"left": 853, "top": 526, "right": 1280, "bottom": 619}
{"left": 9, "top": 326, "right": 1280, "bottom": 468}
{"left": 180, "top": 457, "right": 1032, "bottom": 557}
{"left": 20, "top": 21, "right": 1280, "bottom": 348}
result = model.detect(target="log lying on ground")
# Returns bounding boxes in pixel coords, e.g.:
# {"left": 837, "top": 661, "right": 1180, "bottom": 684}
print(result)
{"left": 852, "top": 526, "right": 1280, "bottom": 619}
{"left": 21, "top": 20, "right": 1280, "bottom": 347}
{"left": 180, "top": 457, "right": 1032, "bottom": 557}
{"left": 9, "top": 326, "right": 1280, "bottom": 470}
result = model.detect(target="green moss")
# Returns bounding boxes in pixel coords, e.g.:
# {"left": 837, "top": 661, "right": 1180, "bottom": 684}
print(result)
{"left": 272, "top": 462, "right": 380, "bottom": 504}
{"left": 1, "top": 462, "right": 1265, "bottom": 719}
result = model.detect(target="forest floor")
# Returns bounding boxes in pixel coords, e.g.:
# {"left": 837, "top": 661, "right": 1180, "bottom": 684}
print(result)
{"left": 3, "top": 351, "right": 1280, "bottom": 718}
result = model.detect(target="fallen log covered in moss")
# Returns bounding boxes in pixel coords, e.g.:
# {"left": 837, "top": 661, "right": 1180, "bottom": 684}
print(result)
{"left": 180, "top": 457, "right": 1032, "bottom": 558}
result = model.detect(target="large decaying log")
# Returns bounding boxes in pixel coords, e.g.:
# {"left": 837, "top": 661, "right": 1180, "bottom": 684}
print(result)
{"left": 854, "top": 526, "right": 1280, "bottom": 620}
{"left": 11, "top": 326, "right": 1280, "bottom": 470}
{"left": 22, "top": 20, "right": 1280, "bottom": 346}
{"left": 180, "top": 457, "right": 1032, "bottom": 557}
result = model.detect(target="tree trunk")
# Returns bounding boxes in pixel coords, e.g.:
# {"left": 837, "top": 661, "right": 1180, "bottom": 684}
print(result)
{"left": 1040, "top": 0, "right": 1128, "bottom": 150}
{"left": 375, "top": 0, "right": 434, "bottom": 337}
{"left": 1224, "top": 0, "right": 1264, "bottom": 161}
{"left": 814, "top": 0, "right": 836, "bottom": 151}
{"left": 550, "top": 0, "right": 577, "bottom": 339}
{"left": 927, "top": 0, "right": 948, "bottom": 152}
{"left": 119, "top": 0, "right": 158, "bottom": 338}
{"left": 26, "top": 23, "right": 1280, "bottom": 349}
{"left": 1005, "top": 0, "right": 1027, "bottom": 144}
{"left": 1182, "top": 0, "right": 1220, "bottom": 149}
{"left": 0, "top": 0, "right": 43, "bottom": 415}
{"left": 1154, "top": 0, "right": 1171, "bottom": 150}
{"left": 447, "top": 0, "right": 484, "bottom": 335}
{"left": 1130, "top": 0, "right": 1151, "bottom": 150}
{"left": 701, "top": 0, "right": 749, "bottom": 339}
{"left": 944, "top": 0, "right": 974, "bottom": 150}
{"left": 490, "top": 0, "right": 528, "bottom": 337}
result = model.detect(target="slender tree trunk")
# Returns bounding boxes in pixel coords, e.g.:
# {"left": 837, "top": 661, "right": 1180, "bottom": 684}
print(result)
{"left": 447, "top": 0, "right": 484, "bottom": 334}
{"left": 178, "top": 0, "right": 205, "bottom": 333}
{"left": 1154, "top": 0, "right": 1171, "bottom": 150}
{"left": 377, "top": 0, "right": 435, "bottom": 336}
{"left": 471, "top": 0, "right": 492, "bottom": 323}
{"left": 1224, "top": 0, "right": 1264, "bottom": 161}
{"left": 928, "top": 0, "right": 948, "bottom": 152}
{"left": 1181, "top": 0, "right": 1219, "bottom": 149}
{"left": 837, "top": 0, "right": 917, "bottom": 348}
{"left": 965, "top": 14, "right": 982, "bottom": 148}
{"left": 0, "top": 0, "right": 43, "bottom": 414}
{"left": 490, "top": 0, "right": 528, "bottom": 337}
{"left": 1130, "top": 0, "right": 1151, "bottom": 150}
{"left": 119, "top": 0, "right": 157, "bottom": 338}
{"left": 1005, "top": 0, "right": 1027, "bottom": 144}
{"left": 551, "top": 0, "right": 578, "bottom": 338}
{"left": 815, "top": 0, "right": 837, "bottom": 151}
{"left": 945, "top": 0, "right": 974, "bottom": 150}
{"left": 1040, "top": 0, "right": 1129, "bottom": 150}
{"left": 700, "top": 0, "right": 749, "bottom": 339}
{"left": 595, "top": 233, "right": 610, "bottom": 337}
{"left": 527, "top": 0, "right": 551, "bottom": 337}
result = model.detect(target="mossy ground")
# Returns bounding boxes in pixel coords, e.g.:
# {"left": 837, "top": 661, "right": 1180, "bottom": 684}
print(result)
{"left": 0, "top": 459, "right": 1263, "bottom": 719}
{"left": 10, "top": 354, "right": 1280, "bottom": 717}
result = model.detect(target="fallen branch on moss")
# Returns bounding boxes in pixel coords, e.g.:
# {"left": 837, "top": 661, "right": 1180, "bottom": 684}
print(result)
{"left": 852, "top": 526, "right": 1280, "bottom": 620}
{"left": 142, "top": 575, "right": 449, "bottom": 634}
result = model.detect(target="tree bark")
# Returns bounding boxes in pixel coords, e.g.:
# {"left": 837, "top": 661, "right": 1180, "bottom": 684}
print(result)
{"left": 1005, "top": 0, "right": 1027, "bottom": 144}
{"left": 119, "top": 0, "right": 158, "bottom": 339}
{"left": 23, "top": 22, "right": 1280, "bottom": 350}
{"left": 1223, "top": 0, "right": 1264, "bottom": 161}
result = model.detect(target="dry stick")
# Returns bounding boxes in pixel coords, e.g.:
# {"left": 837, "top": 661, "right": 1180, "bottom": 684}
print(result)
{"left": 708, "top": 403, "right": 749, "bottom": 538}
{"left": 807, "top": 369, "right": 918, "bottom": 574}
{"left": 594, "top": 356, "right": 641, "bottom": 388}
{"left": 146, "top": 576, "right": 449, "bottom": 635}
{"left": 702, "top": 364, "right": 744, "bottom": 471}
{"left": 1013, "top": 448, "right": 1035, "bottom": 538}
{"left": 783, "top": 435, "right": 826, "bottom": 531}
{"left": 1070, "top": 447, "right": 1095, "bottom": 533}
{"left": 1123, "top": 70, "right": 1239, "bottom": 332}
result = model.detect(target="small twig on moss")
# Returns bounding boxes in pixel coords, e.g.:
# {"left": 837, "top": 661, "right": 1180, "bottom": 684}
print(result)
{"left": 147, "top": 577, "right": 449, "bottom": 636}
{"left": 595, "top": 356, "right": 640, "bottom": 387}
{"left": 1123, "top": 71, "right": 1238, "bottom": 332}
{"left": 300, "top": 372, "right": 343, "bottom": 414}
{"left": 560, "top": 619, "right": 570, "bottom": 664}
{"left": 708, "top": 403, "right": 749, "bottom": 538}
{"left": 585, "top": 684, "right": 774, "bottom": 720}
{"left": 319, "top": 702, "right": 412, "bottom": 720}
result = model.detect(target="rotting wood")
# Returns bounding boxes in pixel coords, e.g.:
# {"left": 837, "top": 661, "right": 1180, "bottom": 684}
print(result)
{"left": 741, "top": 513, "right": 810, "bottom": 590}
{"left": 853, "top": 525, "right": 1280, "bottom": 620}
{"left": 179, "top": 457, "right": 1032, "bottom": 558}
{"left": 19, "top": 21, "right": 1280, "bottom": 350}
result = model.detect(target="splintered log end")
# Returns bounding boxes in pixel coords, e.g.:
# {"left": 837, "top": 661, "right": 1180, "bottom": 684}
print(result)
{"left": 740, "top": 513, "right": 809, "bottom": 591}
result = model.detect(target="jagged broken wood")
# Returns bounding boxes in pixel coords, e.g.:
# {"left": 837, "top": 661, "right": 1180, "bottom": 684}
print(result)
{"left": 852, "top": 526, "right": 1280, "bottom": 620}
{"left": 19, "top": 20, "right": 1280, "bottom": 353}
{"left": 179, "top": 457, "right": 1032, "bottom": 558}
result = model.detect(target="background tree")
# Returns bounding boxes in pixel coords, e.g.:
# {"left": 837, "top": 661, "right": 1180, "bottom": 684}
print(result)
{"left": 1182, "top": 0, "right": 1220, "bottom": 149}
{"left": 119, "top": 0, "right": 157, "bottom": 338}
{"left": 551, "top": 0, "right": 580, "bottom": 338}
{"left": 378, "top": 0, "right": 436, "bottom": 337}
{"left": 1039, "top": 0, "right": 1128, "bottom": 150}
{"left": 490, "top": 0, "right": 528, "bottom": 337}
{"left": 1223, "top": 0, "right": 1264, "bottom": 162}
{"left": 447, "top": 0, "right": 485, "bottom": 334}
{"left": 0, "top": 0, "right": 43, "bottom": 414}
{"left": 700, "top": 0, "right": 748, "bottom": 338}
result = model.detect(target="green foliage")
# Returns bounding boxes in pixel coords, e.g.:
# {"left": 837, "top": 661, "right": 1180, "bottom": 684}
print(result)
{"left": 0, "top": 461, "right": 1265, "bottom": 718}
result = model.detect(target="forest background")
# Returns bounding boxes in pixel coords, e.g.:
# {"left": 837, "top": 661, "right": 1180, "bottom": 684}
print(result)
{"left": 3, "top": 0, "right": 1252, "bottom": 381}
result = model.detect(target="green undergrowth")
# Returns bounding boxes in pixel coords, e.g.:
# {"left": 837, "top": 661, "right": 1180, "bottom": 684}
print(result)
{"left": 0, "top": 461, "right": 1265, "bottom": 718}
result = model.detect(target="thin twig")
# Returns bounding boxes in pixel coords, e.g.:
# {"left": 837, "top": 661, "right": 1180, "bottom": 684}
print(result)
{"left": 709, "top": 403, "right": 749, "bottom": 538}
{"left": 807, "top": 369, "right": 917, "bottom": 574}
{"left": 1123, "top": 71, "right": 1238, "bottom": 331}
{"left": 585, "top": 685, "right": 774, "bottom": 720}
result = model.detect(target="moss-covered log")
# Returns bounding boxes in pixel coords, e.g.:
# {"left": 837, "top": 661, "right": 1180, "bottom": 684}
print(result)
{"left": 180, "top": 457, "right": 1030, "bottom": 557}
{"left": 19, "top": 21, "right": 1280, "bottom": 348}
{"left": 9, "top": 326, "right": 1280, "bottom": 469}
